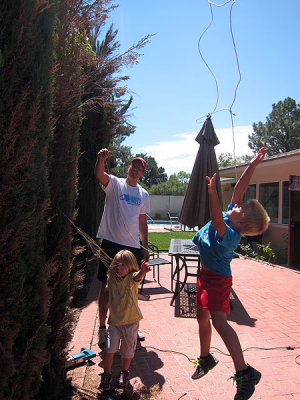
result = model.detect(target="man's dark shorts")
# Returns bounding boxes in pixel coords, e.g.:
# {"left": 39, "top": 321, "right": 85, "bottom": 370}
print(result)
{"left": 97, "top": 239, "right": 143, "bottom": 283}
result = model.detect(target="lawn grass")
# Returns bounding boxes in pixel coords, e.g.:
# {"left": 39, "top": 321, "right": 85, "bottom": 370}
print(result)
{"left": 148, "top": 231, "right": 196, "bottom": 252}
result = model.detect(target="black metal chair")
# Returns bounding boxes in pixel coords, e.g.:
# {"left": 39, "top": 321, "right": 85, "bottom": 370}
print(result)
{"left": 140, "top": 241, "right": 172, "bottom": 293}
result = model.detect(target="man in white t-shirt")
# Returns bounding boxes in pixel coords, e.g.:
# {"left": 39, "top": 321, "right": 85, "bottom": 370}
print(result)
{"left": 95, "top": 148, "right": 150, "bottom": 347}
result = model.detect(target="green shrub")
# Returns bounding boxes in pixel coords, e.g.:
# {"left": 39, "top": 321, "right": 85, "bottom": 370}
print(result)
{"left": 238, "top": 241, "right": 276, "bottom": 263}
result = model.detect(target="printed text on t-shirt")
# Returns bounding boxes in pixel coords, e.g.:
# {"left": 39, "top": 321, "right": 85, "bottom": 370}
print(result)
{"left": 121, "top": 194, "right": 141, "bottom": 206}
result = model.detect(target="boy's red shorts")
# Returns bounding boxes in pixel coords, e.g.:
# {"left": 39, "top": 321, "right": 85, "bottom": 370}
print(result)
{"left": 196, "top": 267, "right": 232, "bottom": 314}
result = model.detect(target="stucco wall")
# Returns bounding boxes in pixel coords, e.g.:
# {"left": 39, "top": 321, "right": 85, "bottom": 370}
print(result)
{"left": 221, "top": 183, "right": 233, "bottom": 209}
{"left": 219, "top": 151, "right": 300, "bottom": 264}
{"left": 148, "top": 195, "right": 184, "bottom": 220}
{"left": 263, "top": 224, "right": 288, "bottom": 262}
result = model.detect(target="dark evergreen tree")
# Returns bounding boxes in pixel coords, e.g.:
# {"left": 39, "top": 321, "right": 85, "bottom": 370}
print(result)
{"left": 0, "top": 1, "right": 153, "bottom": 398}
{"left": 40, "top": 1, "right": 84, "bottom": 395}
{"left": 76, "top": 24, "right": 152, "bottom": 238}
{"left": 40, "top": 1, "right": 119, "bottom": 397}
{"left": 0, "top": 0, "right": 56, "bottom": 398}
{"left": 249, "top": 97, "right": 300, "bottom": 155}
{"left": 218, "top": 152, "right": 252, "bottom": 168}
{"left": 109, "top": 136, "right": 135, "bottom": 178}
{"left": 135, "top": 153, "right": 168, "bottom": 188}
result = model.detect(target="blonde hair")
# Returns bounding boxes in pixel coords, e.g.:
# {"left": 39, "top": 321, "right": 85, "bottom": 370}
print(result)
{"left": 240, "top": 199, "right": 270, "bottom": 236}
{"left": 108, "top": 250, "right": 139, "bottom": 277}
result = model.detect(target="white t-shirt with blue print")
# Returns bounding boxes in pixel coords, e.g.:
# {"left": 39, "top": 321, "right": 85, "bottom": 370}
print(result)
{"left": 97, "top": 175, "right": 150, "bottom": 248}
{"left": 192, "top": 204, "right": 240, "bottom": 277}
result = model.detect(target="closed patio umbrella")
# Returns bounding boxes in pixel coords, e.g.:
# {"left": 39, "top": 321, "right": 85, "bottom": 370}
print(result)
{"left": 179, "top": 116, "right": 223, "bottom": 229}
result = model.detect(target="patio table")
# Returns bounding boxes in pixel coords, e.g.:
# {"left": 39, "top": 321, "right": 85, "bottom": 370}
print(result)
{"left": 168, "top": 238, "right": 201, "bottom": 306}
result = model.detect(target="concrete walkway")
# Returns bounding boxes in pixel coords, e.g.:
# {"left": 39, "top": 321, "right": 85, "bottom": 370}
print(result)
{"left": 68, "top": 256, "right": 300, "bottom": 400}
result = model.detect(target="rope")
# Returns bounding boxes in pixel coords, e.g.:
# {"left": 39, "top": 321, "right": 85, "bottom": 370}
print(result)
{"left": 197, "top": 3, "right": 219, "bottom": 115}
{"left": 65, "top": 194, "right": 146, "bottom": 348}
{"left": 196, "top": 0, "right": 241, "bottom": 179}
{"left": 69, "top": 215, "right": 144, "bottom": 354}
{"left": 228, "top": 0, "right": 241, "bottom": 115}
{"left": 209, "top": 0, "right": 235, "bottom": 7}
{"left": 197, "top": 0, "right": 240, "bottom": 121}
{"left": 228, "top": 0, "right": 241, "bottom": 178}
{"left": 141, "top": 344, "right": 300, "bottom": 366}
{"left": 69, "top": 157, "right": 151, "bottom": 358}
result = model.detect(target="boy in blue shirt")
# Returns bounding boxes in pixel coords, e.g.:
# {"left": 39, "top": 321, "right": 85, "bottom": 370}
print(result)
{"left": 192, "top": 148, "right": 270, "bottom": 400}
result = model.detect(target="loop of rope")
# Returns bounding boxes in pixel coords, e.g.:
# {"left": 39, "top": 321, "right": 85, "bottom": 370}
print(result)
{"left": 196, "top": 0, "right": 240, "bottom": 179}
{"left": 208, "top": 0, "right": 236, "bottom": 7}
{"left": 197, "top": 0, "right": 240, "bottom": 124}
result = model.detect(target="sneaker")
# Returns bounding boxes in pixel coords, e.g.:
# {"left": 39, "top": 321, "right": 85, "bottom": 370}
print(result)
{"left": 191, "top": 354, "right": 218, "bottom": 379}
{"left": 98, "top": 326, "right": 106, "bottom": 349}
{"left": 118, "top": 369, "right": 130, "bottom": 387}
{"left": 99, "top": 372, "right": 112, "bottom": 391}
{"left": 137, "top": 330, "right": 145, "bottom": 341}
{"left": 232, "top": 365, "right": 261, "bottom": 400}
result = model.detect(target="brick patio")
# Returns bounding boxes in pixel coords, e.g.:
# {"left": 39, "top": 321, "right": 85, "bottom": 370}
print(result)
{"left": 67, "top": 254, "right": 300, "bottom": 399}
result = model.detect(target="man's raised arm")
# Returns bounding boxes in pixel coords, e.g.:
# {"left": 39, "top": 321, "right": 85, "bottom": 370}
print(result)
{"left": 94, "top": 148, "right": 110, "bottom": 187}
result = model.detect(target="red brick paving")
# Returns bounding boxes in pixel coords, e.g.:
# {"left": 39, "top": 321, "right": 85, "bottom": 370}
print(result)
{"left": 68, "top": 255, "right": 300, "bottom": 399}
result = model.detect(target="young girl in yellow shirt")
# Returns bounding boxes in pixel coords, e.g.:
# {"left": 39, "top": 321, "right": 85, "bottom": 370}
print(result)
{"left": 99, "top": 250, "right": 151, "bottom": 390}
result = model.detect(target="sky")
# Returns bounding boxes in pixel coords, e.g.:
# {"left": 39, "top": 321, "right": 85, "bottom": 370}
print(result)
{"left": 108, "top": 0, "right": 300, "bottom": 176}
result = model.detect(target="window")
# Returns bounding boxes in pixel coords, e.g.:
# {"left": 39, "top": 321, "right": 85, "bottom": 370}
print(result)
{"left": 244, "top": 184, "right": 256, "bottom": 202}
{"left": 291, "top": 188, "right": 300, "bottom": 223}
{"left": 259, "top": 182, "right": 279, "bottom": 223}
{"left": 282, "top": 181, "right": 289, "bottom": 224}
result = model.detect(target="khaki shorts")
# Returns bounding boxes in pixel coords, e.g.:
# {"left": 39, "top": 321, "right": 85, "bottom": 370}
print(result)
{"left": 104, "top": 322, "right": 139, "bottom": 359}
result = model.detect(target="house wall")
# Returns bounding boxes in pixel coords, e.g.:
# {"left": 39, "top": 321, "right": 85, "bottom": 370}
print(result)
{"left": 219, "top": 154, "right": 300, "bottom": 184}
{"left": 219, "top": 151, "right": 300, "bottom": 264}
{"left": 263, "top": 224, "right": 288, "bottom": 261}
{"left": 221, "top": 183, "right": 233, "bottom": 209}
{"left": 149, "top": 195, "right": 184, "bottom": 220}
{"left": 220, "top": 183, "right": 288, "bottom": 257}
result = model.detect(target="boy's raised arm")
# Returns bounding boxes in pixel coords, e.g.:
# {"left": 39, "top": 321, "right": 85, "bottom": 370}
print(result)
{"left": 231, "top": 147, "right": 266, "bottom": 205}
{"left": 207, "top": 173, "right": 226, "bottom": 238}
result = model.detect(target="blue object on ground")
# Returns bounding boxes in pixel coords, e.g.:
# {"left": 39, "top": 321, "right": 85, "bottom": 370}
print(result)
{"left": 66, "top": 348, "right": 96, "bottom": 368}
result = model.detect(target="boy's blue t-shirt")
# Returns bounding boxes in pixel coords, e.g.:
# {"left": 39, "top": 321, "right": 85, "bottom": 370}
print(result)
{"left": 192, "top": 204, "right": 241, "bottom": 277}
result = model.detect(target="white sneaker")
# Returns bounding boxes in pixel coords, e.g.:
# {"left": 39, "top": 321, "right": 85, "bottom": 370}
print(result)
{"left": 137, "top": 330, "right": 145, "bottom": 341}
{"left": 98, "top": 327, "right": 106, "bottom": 348}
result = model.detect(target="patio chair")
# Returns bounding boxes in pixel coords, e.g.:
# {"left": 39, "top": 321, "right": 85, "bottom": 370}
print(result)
{"left": 167, "top": 212, "right": 182, "bottom": 231}
{"left": 140, "top": 241, "right": 172, "bottom": 293}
